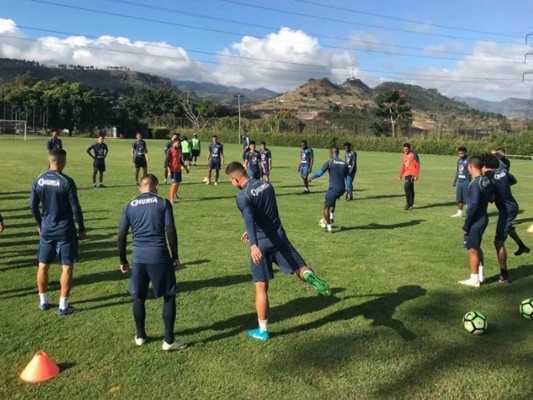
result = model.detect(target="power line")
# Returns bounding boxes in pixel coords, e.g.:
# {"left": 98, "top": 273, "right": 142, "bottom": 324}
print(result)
{"left": 20, "top": 1, "right": 524, "bottom": 65}
{"left": 293, "top": 0, "right": 521, "bottom": 39}
{"left": 219, "top": 0, "right": 519, "bottom": 45}
{"left": 1, "top": 31, "right": 523, "bottom": 83}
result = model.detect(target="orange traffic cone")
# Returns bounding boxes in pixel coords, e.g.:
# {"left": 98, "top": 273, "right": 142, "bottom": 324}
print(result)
{"left": 20, "top": 351, "right": 60, "bottom": 383}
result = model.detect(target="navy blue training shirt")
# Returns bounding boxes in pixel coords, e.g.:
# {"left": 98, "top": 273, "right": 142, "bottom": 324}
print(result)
{"left": 313, "top": 157, "right": 349, "bottom": 192}
{"left": 87, "top": 142, "right": 108, "bottom": 159}
{"left": 489, "top": 167, "right": 518, "bottom": 212}
{"left": 118, "top": 193, "right": 176, "bottom": 263}
{"left": 30, "top": 170, "right": 85, "bottom": 240}
{"left": 344, "top": 150, "right": 357, "bottom": 174}
{"left": 236, "top": 180, "right": 282, "bottom": 246}
{"left": 463, "top": 175, "right": 494, "bottom": 232}
{"left": 245, "top": 150, "right": 261, "bottom": 175}
{"left": 453, "top": 157, "right": 470, "bottom": 185}
{"left": 47, "top": 138, "right": 62, "bottom": 152}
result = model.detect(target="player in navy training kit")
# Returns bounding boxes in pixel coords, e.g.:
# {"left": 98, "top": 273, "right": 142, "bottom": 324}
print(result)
{"left": 309, "top": 146, "right": 350, "bottom": 234}
{"left": 244, "top": 141, "right": 262, "bottom": 180}
{"left": 118, "top": 174, "right": 187, "bottom": 351}
{"left": 226, "top": 162, "right": 331, "bottom": 341}
{"left": 298, "top": 140, "right": 314, "bottom": 193}
{"left": 47, "top": 129, "right": 62, "bottom": 153}
{"left": 343, "top": 142, "right": 357, "bottom": 201}
{"left": 86, "top": 134, "right": 109, "bottom": 188}
{"left": 451, "top": 147, "right": 470, "bottom": 217}
{"left": 132, "top": 132, "right": 149, "bottom": 186}
{"left": 259, "top": 141, "right": 272, "bottom": 182}
{"left": 459, "top": 156, "right": 494, "bottom": 287}
{"left": 205, "top": 135, "right": 224, "bottom": 185}
{"left": 163, "top": 133, "right": 179, "bottom": 184}
{"left": 30, "top": 149, "right": 86, "bottom": 314}
{"left": 483, "top": 154, "right": 529, "bottom": 283}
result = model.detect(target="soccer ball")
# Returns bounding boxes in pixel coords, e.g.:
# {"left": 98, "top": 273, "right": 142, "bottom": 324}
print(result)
{"left": 463, "top": 311, "right": 487, "bottom": 334}
{"left": 319, "top": 218, "right": 327, "bottom": 228}
{"left": 519, "top": 299, "right": 533, "bottom": 319}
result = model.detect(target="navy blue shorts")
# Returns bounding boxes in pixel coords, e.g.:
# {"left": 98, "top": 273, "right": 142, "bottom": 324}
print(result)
{"left": 38, "top": 237, "right": 78, "bottom": 265}
{"left": 464, "top": 216, "right": 488, "bottom": 250}
{"left": 250, "top": 229, "right": 306, "bottom": 282}
{"left": 129, "top": 262, "right": 176, "bottom": 299}
{"left": 93, "top": 159, "right": 106, "bottom": 172}
{"left": 325, "top": 189, "right": 344, "bottom": 208}
{"left": 248, "top": 168, "right": 261, "bottom": 180}
{"left": 170, "top": 171, "right": 182, "bottom": 183}
{"left": 300, "top": 165, "right": 310, "bottom": 179}
{"left": 135, "top": 157, "right": 147, "bottom": 169}
{"left": 209, "top": 159, "right": 221, "bottom": 171}
{"left": 495, "top": 208, "right": 518, "bottom": 242}
{"left": 456, "top": 181, "right": 469, "bottom": 203}
{"left": 261, "top": 164, "right": 270, "bottom": 177}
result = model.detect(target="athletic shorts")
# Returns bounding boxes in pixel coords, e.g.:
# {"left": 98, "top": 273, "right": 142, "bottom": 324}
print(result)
{"left": 170, "top": 171, "right": 182, "bottom": 183}
{"left": 192, "top": 149, "right": 200, "bottom": 157}
{"left": 261, "top": 164, "right": 270, "bottom": 177}
{"left": 38, "top": 237, "right": 79, "bottom": 265}
{"left": 182, "top": 152, "right": 191, "bottom": 161}
{"left": 456, "top": 181, "right": 469, "bottom": 203}
{"left": 250, "top": 229, "right": 306, "bottom": 282}
{"left": 209, "top": 159, "right": 221, "bottom": 171}
{"left": 134, "top": 156, "right": 147, "bottom": 169}
{"left": 129, "top": 261, "right": 176, "bottom": 299}
{"left": 464, "top": 215, "right": 488, "bottom": 250}
{"left": 248, "top": 168, "right": 261, "bottom": 180}
{"left": 495, "top": 208, "right": 518, "bottom": 242}
{"left": 93, "top": 159, "right": 106, "bottom": 172}
{"left": 325, "top": 189, "right": 344, "bottom": 208}
{"left": 300, "top": 165, "right": 310, "bottom": 179}
{"left": 163, "top": 159, "right": 169, "bottom": 168}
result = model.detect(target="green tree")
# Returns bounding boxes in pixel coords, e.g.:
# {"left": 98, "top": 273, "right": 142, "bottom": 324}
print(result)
{"left": 373, "top": 90, "right": 413, "bottom": 137}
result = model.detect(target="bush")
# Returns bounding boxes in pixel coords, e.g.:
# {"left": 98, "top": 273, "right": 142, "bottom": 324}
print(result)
{"left": 151, "top": 127, "right": 171, "bottom": 139}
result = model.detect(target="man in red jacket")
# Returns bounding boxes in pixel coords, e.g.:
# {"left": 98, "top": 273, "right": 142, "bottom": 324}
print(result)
{"left": 398, "top": 143, "right": 420, "bottom": 210}
{"left": 165, "top": 139, "right": 189, "bottom": 202}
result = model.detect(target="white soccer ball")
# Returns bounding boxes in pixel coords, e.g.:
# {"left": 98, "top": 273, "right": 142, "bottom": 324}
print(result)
{"left": 319, "top": 218, "right": 326, "bottom": 228}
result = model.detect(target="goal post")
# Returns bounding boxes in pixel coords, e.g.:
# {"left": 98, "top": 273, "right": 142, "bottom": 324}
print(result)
{"left": 0, "top": 119, "right": 28, "bottom": 140}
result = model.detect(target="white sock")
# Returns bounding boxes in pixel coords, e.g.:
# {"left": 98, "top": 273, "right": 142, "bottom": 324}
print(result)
{"left": 327, "top": 224, "right": 332, "bottom": 232}
{"left": 329, "top": 212, "right": 334, "bottom": 220}
{"left": 39, "top": 293, "right": 47, "bottom": 305}
{"left": 470, "top": 273, "right": 479, "bottom": 282}
{"left": 458, "top": 210, "right": 463, "bottom": 216}
{"left": 478, "top": 266, "right": 484, "bottom": 280}
{"left": 258, "top": 319, "right": 268, "bottom": 332}
{"left": 59, "top": 297, "right": 68, "bottom": 310}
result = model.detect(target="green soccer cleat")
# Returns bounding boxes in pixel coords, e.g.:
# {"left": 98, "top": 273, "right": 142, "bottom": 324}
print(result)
{"left": 304, "top": 272, "right": 332, "bottom": 296}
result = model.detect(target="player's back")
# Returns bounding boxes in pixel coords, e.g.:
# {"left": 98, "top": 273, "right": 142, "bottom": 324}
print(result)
{"left": 489, "top": 168, "right": 518, "bottom": 211}
{"left": 326, "top": 157, "right": 348, "bottom": 191}
{"left": 238, "top": 180, "right": 282, "bottom": 234}
{"left": 467, "top": 175, "right": 494, "bottom": 219}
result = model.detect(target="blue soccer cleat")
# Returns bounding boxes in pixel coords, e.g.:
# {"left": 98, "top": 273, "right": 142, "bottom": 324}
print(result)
{"left": 247, "top": 328, "right": 270, "bottom": 341}
{"left": 57, "top": 305, "right": 81, "bottom": 316}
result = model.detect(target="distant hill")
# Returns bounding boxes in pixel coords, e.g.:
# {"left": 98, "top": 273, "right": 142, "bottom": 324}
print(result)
{"left": 454, "top": 96, "right": 529, "bottom": 119}
{"left": 171, "top": 80, "right": 278, "bottom": 105}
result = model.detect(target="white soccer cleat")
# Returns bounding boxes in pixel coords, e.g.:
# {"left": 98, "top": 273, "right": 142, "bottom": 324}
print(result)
{"left": 458, "top": 278, "right": 480, "bottom": 288}
{"left": 162, "top": 341, "right": 188, "bottom": 351}
{"left": 135, "top": 336, "right": 146, "bottom": 346}
{"left": 450, "top": 212, "right": 462, "bottom": 218}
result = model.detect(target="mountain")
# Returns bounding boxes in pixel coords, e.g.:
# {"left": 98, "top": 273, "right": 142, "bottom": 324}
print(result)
{"left": 171, "top": 80, "right": 278, "bottom": 105}
{"left": 454, "top": 96, "right": 529, "bottom": 119}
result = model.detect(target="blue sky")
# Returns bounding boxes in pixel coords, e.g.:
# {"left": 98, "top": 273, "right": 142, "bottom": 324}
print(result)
{"left": 1, "top": 0, "right": 533, "bottom": 100}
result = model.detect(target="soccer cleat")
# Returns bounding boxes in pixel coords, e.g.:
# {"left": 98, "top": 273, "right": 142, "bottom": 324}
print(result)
{"left": 247, "top": 328, "right": 270, "bottom": 341}
{"left": 450, "top": 212, "right": 462, "bottom": 218}
{"left": 403, "top": 205, "right": 409, "bottom": 210}
{"left": 214, "top": 181, "right": 218, "bottom": 186}
{"left": 458, "top": 279, "right": 480, "bottom": 288}
{"left": 92, "top": 183, "right": 97, "bottom": 188}
{"left": 99, "top": 183, "right": 104, "bottom": 188}
{"left": 135, "top": 336, "right": 146, "bottom": 346}
{"left": 514, "top": 246, "right": 530, "bottom": 256}
{"left": 304, "top": 272, "right": 332, "bottom": 296}
{"left": 304, "top": 187, "right": 310, "bottom": 194}
{"left": 38, "top": 303, "right": 50, "bottom": 311}
{"left": 162, "top": 341, "right": 188, "bottom": 351}
{"left": 57, "top": 305, "right": 81, "bottom": 316}
{"left": 498, "top": 275, "right": 510, "bottom": 284}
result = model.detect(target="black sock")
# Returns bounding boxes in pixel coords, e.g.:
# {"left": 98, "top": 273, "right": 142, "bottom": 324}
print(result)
{"left": 133, "top": 297, "right": 147, "bottom": 339}
{"left": 162, "top": 295, "right": 176, "bottom": 344}
{"left": 500, "top": 269, "right": 509, "bottom": 279}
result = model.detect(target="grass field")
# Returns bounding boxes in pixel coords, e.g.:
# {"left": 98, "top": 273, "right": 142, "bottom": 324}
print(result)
{"left": 1, "top": 136, "right": 532, "bottom": 399}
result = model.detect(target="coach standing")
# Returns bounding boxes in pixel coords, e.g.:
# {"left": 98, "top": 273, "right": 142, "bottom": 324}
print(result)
{"left": 398, "top": 142, "right": 420, "bottom": 210}
{"left": 117, "top": 174, "right": 187, "bottom": 351}
{"left": 30, "top": 148, "right": 86, "bottom": 315}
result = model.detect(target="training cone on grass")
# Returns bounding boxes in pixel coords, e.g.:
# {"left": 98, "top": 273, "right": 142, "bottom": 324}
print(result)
{"left": 20, "top": 351, "right": 60, "bottom": 383}
{"left": 527, "top": 224, "right": 533, "bottom": 233}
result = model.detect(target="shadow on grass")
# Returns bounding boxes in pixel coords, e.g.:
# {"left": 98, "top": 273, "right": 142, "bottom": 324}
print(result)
{"left": 177, "top": 289, "right": 345, "bottom": 344}
{"left": 277, "top": 285, "right": 426, "bottom": 341}
{"left": 415, "top": 201, "right": 457, "bottom": 209}
{"left": 338, "top": 219, "right": 425, "bottom": 232}
{"left": 358, "top": 194, "right": 404, "bottom": 201}
{"left": 515, "top": 216, "right": 533, "bottom": 225}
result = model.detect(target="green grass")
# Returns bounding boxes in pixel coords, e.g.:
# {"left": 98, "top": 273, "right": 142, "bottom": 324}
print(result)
{"left": 1, "top": 136, "right": 532, "bottom": 399}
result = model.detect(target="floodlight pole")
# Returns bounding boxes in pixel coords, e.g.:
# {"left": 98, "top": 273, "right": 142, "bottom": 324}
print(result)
{"left": 234, "top": 93, "right": 244, "bottom": 144}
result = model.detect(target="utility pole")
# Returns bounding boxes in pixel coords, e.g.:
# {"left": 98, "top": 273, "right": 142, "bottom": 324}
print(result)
{"left": 234, "top": 93, "right": 244, "bottom": 145}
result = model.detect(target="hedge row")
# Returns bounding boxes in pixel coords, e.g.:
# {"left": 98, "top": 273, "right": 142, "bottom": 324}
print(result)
{"left": 163, "top": 128, "right": 533, "bottom": 157}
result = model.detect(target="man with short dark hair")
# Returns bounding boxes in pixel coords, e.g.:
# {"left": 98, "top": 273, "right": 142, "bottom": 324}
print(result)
{"left": 165, "top": 138, "right": 189, "bottom": 202}
{"left": 298, "top": 140, "right": 314, "bottom": 193}
{"left": 459, "top": 156, "right": 493, "bottom": 287}
{"left": 163, "top": 133, "right": 179, "bottom": 184}
{"left": 398, "top": 143, "right": 420, "bottom": 210}
{"left": 205, "top": 135, "right": 224, "bottom": 185}
{"left": 226, "top": 162, "right": 331, "bottom": 341}
{"left": 309, "top": 146, "right": 350, "bottom": 233}
{"left": 451, "top": 146, "right": 470, "bottom": 217}
{"left": 47, "top": 130, "right": 62, "bottom": 153}
{"left": 118, "top": 174, "right": 187, "bottom": 351}
{"left": 496, "top": 147, "right": 511, "bottom": 171}
{"left": 259, "top": 141, "right": 272, "bottom": 182}
{"left": 244, "top": 141, "right": 261, "bottom": 180}
{"left": 343, "top": 142, "right": 357, "bottom": 201}
{"left": 132, "top": 132, "right": 149, "bottom": 186}
{"left": 86, "top": 134, "right": 109, "bottom": 188}
{"left": 30, "top": 149, "right": 86, "bottom": 314}
{"left": 191, "top": 133, "right": 201, "bottom": 166}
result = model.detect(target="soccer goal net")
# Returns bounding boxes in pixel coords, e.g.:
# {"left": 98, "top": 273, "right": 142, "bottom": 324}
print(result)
{"left": 0, "top": 119, "right": 28, "bottom": 139}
